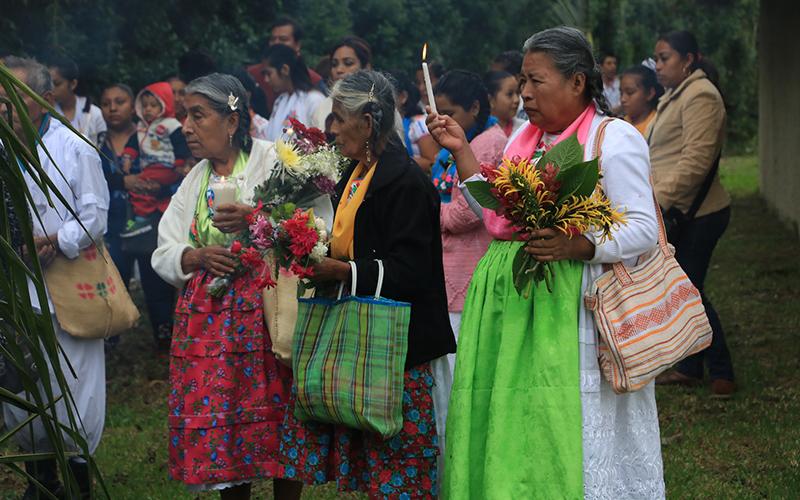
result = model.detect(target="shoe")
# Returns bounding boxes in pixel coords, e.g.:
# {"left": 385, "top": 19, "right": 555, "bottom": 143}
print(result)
{"left": 655, "top": 370, "right": 703, "bottom": 387}
{"left": 22, "top": 459, "right": 63, "bottom": 500}
{"left": 67, "top": 459, "right": 91, "bottom": 499}
{"left": 710, "top": 379, "right": 736, "bottom": 398}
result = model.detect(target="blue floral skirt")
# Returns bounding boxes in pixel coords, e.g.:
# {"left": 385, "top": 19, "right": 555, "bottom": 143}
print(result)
{"left": 278, "top": 363, "right": 440, "bottom": 499}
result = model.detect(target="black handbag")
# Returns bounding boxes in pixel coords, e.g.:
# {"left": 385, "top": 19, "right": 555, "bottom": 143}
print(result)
{"left": 662, "top": 154, "right": 720, "bottom": 244}
{"left": 119, "top": 212, "right": 161, "bottom": 256}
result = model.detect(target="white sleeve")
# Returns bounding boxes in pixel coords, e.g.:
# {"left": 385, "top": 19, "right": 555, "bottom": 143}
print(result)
{"left": 457, "top": 173, "right": 487, "bottom": 219}
{"left": 151, "top": 174, "right": 195, "bottom": 288}
{"left": 585, "top": 122, "right": 659, "bottom": 264}
{"left": 90, "top": 106, "right": 107, "bottom": 145}
{"left": 57, "top": 145, "right": 109, "bottom": 259}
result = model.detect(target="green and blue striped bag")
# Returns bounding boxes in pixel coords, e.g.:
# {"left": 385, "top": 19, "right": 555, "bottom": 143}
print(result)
{"left": 291, "top": 260, "right": 410, "bottom": 438}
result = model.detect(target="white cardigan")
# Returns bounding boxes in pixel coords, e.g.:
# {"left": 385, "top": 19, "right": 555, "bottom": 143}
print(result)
{"left": 151, "top": 139, "right": 334, "bottom": 289}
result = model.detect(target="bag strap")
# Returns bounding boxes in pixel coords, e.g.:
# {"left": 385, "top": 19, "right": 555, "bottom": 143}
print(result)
{"left": 336, "top": 260, "right": 383, "bottom": 299}
{"left": 591, "top": 117, "right": 614, "bottom": 161}
{"left": 685, "top": 153, "right": 721, "bottom": 220}
{"left": 373, "top": 259, "right": 384, "bottom": 299}
{"left": 337, "top": 261, "right": 359, "bottom": 300}
{"left": 591, "top": 118, "right": 672, "bottom": 287}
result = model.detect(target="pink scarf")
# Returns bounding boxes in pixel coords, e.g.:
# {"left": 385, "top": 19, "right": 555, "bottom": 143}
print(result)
{"left": 484, "top": 105, "right": 597, "bottom": 240}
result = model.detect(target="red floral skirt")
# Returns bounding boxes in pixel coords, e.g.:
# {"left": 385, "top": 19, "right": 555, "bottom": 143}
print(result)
{"left": 278, "top": 364, "right": 440, "bottom": 499}
{"left": 168, "top": 269, "right": 293, "bottom": 486}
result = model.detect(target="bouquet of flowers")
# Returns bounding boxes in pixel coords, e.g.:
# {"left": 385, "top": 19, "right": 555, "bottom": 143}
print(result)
{"left": 207, "top": 202, "right": 329, "bottom": 297}
{"left": 206, "top": 119, "right": 344, "bottom": 297}
{"left": 254, "top": 118, "right": 344, "bottom": 208}
{"left": 467, "top": 135, "right": 627, "bottom": 296}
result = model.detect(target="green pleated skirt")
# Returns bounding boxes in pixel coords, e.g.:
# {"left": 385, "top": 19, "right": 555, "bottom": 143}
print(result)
{"left": 443, "top": 240, "right": 584, "bottom": 499}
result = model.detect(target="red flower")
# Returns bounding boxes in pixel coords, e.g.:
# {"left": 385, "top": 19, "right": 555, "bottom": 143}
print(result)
{"left": 289, "top": 261, "right": 314, "bottom": 279}
{"left": 288, "top": 118, "right": 307, "bottom": 135}
{"left": 379, "top": 470, "right": 392, "bottom": 484}
{"left": 480, "top": 162, "right": 499, "bottom": 182}
{"left": 239, "top": 247, "right": 263, "bottom": 268}
{"left": 282, "top": 210, "right": 318, "bottom": 258}
{"left": 256, "top": 272, "right": 277, "bottom": 289}
{"left": 246, "top": 201, "right": 265, "bottom": 225}
{"left": 303, "top": 126, "right": 327, "bottom": 147}
{"left": 403, "top": 421, "right": 418, "bottom": 434}
{"left": 230, "top": 240, "right": 242, "bottom": 254}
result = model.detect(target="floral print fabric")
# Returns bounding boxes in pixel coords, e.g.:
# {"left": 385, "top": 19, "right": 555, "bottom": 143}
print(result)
{"left": 168, "top": 266, "right": 293, "bottom": 486}
{"left": 279, "top": 364, "right": 440, "bottom": 499}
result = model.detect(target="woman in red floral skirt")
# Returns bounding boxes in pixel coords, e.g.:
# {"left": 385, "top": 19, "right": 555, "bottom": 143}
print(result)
{"left": 152, "top": 73, "right": 331, "bottom": 499}
{"left": 277, "top": 71, "right": 456, "bottom": 499}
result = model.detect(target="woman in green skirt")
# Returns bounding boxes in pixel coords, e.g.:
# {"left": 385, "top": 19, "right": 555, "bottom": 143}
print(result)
{"left": 427, "top": 27, "right": 666, "bottom": 499}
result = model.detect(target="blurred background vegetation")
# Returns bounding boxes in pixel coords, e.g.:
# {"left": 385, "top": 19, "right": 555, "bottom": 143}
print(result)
{"left": 0, "top": 0, "right": 758, "bottom": 152}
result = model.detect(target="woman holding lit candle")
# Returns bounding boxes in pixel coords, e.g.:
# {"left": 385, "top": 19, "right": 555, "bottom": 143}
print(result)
{"left": 152, "top": 73, "right": 327, "bottom": 499}
{"left": 277, "top": 70, "right": 455, "bottom": 499}
{"left": 427, "top": 28, "right": 665, "bottom": 498}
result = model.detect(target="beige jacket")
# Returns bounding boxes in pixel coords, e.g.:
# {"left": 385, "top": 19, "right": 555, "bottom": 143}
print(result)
{"left": 647, "top": 69, "right": 730, "bottom": 217}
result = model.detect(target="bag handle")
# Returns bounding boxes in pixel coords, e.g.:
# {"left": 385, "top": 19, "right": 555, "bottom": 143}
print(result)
{"left": 337, "top": 261, "right": 358, "bottom": 300}
{"left": 336, "top": 260, "right": 384, "bottom": 299}
{"left": 373, "top": 259, "right": 384, "bottom": 299}
{"left": 591, "top": 118, "right": 671, "bottom": 287}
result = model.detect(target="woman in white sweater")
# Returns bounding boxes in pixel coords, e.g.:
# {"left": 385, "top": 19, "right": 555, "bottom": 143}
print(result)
{"left": 152, "top": 73, "right": 330, "bottom": 500}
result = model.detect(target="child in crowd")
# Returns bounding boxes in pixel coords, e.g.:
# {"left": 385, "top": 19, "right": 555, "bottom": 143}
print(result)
{"left": 620, "top": 65, "right": 664, "bottom": 136}
{"left": 485, "top": 70, "right": 524, "bottom": 137}
{"left": 125, "top": 82, "right": 191, "bottom": 217}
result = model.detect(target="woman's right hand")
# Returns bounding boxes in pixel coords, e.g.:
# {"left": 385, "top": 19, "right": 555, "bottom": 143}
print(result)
{"left": 181, "top": 246, "right": 237, "bottom": 276}
{"left": 426, "top": 111, "right": 469, "bottom": 154}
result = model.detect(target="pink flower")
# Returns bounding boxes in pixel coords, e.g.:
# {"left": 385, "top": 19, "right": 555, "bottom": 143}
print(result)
{"left": 249, "top": 215, "right": 274, "bottom": 250}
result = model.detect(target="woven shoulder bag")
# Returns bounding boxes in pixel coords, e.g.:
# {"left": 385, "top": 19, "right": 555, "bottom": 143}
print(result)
{"left": 583, "top": 119, "right": 713, "bottom": 394}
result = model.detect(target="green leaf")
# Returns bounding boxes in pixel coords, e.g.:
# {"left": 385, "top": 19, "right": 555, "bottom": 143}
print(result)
{"left": 465, "top": 180, "right": 499, "bottom": 210}
{"left": 540, "top": 134, "right": 582, "bottom": 169}
{"left": 556, "top": 158, "right": 600, "bottom": 204}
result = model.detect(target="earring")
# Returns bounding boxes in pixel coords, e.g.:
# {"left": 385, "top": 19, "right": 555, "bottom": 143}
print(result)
{"left": 229, "top": 133, "right": 234, "bottom": 147}
{"left": 365, "top": 139, "right": 372, "bottom": 166}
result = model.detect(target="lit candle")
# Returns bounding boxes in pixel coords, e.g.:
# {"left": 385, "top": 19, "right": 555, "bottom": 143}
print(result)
{"left": 210, "top": 176, "right": 237, "bottom": 207}
{"left": 421, "top": 43, "right": 438, "bottom": 115}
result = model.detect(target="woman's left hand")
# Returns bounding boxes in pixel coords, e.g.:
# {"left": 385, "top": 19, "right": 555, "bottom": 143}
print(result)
{"left": 212, "top": 203, "right": 253, "bottom": 233}
{"left": 311, "top": 257, "right": 351, "bottom": 283}
{"left": 524, "top": 228, "right": 595, "bottom": 262}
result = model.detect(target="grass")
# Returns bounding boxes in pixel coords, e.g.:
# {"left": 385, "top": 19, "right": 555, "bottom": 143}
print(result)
{"left": 3, "top": 154, "right": 799, "bottom": 498}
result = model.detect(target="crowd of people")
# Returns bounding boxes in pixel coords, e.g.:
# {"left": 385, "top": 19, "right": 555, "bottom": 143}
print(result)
{"left": 0, "top": 15, "right": 736, "bottom": 500}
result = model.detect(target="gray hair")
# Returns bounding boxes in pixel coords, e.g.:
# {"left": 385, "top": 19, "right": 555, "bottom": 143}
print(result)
{"left": 331, "top": 70, "right": 397, "bottom": 147}
{"left": 522, "top": 26, "right": 612, "bottom": 115}
{"left": 185, "top": 72, "right": 252, "bottom": 152}
{"left": 3, "top": 56, "right": 53, "bottom": 95}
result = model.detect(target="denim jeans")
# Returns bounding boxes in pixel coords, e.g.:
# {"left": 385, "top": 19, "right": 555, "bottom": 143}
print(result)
{"left": 672, "top": 207, "right": 735, "bottom": 381}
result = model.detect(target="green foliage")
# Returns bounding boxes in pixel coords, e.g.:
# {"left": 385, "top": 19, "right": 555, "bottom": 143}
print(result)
{"left": 465, "top": 181, "right": 499, "bottom": 210}
{"left": 0, "top": 65, "right": 107, "bottom": 497}
{"left": 0, "top": 0, "right": 757, "bottom": 149}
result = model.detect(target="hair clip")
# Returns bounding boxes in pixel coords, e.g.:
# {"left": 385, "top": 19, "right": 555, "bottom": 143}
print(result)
{"left": 368, "top": 83, "right": 375, "bottom": 103}
{"left": 227, "top": 93, "right": 239, "bottom": 111}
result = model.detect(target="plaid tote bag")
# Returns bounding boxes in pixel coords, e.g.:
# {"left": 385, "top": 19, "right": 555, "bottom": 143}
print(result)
{"left": 292, "top": 260, "right": 410, "bottom": 438}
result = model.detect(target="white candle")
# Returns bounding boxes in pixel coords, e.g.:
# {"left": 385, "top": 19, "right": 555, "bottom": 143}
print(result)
{"left": 421, "top": 43, "right": 438, "bottom": 115}
{"left": 211, "top": 176, "right": 237, "bottom": 206}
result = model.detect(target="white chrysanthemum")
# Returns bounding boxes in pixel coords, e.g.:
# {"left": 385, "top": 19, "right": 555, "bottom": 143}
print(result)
{"left": 310, "top": 241, "right": 328, "bottom": 262}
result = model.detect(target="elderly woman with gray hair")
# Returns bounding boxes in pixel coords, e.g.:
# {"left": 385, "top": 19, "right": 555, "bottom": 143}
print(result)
{"left": 276, "top": 70, "right": 456, "bottom": 498}
{"left": 428, "top": 27, "right": 665, "bottom": 498}
{"left": 152, "top": 73, "right": 328, "bottom": 499}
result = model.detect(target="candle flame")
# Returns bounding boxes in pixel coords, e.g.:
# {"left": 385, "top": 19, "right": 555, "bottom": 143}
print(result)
{"left": 422, "top": 43, "right": 428, "bottom": 62}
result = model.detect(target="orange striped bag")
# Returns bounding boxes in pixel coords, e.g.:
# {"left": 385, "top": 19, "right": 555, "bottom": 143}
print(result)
{"left": 583, "top": 120, "right": 712, "bottom": 394}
